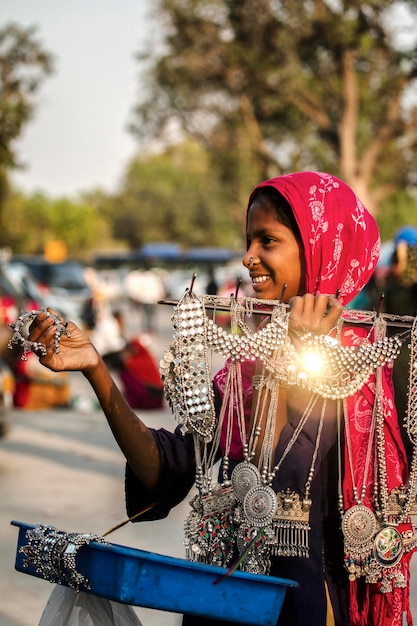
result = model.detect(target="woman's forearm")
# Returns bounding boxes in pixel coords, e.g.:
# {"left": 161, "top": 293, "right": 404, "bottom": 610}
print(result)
{"left": 84, "top": 357, "right": 161, "bottom": 490}
{"left": 25, "top": 311, "right": 162, "bottom": 490}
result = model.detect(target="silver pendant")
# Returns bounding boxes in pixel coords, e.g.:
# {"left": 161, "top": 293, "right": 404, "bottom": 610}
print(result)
{"left": 342, "top": 504, "right": 379, "bottom": 580}
{"left": 243, "top": 485, "right": 277, "bottom": 527}
{"left": 231, "top": 462, "right": 261, "bottom": 502}
{"left": 184, "top": 489, "right": 236, "bottom": 567}
{"left": 342, "top": 504, "right": 378, "bottom": 548}
{"left": 271, "top": 490, "right": 311, "bottom": 558}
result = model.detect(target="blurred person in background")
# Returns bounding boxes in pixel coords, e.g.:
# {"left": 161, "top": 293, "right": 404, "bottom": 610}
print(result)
{"left": 101, "top": 310, "right": 164, "bottom": 411}
{"left": 206, "top": 265, "right": 219, "bottom": 295}
{"left": 124, "top": 263, "right": 166, "bottom": 334}
{"left": 383, "top": 225, "right": 417, "bottom": 463}
{"left": 10, "top": 349, "right": 70, "bottom": 410}
{"left": 383, "top": 226, "right": 417, "bottom": 317}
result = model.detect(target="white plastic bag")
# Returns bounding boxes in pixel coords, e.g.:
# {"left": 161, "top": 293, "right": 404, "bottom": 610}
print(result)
{"left": 38, "top": 585, "right": 143, "bottom": 626}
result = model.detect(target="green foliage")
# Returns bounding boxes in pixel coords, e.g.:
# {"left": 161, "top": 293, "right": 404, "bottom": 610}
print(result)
{"left": 0, "top": 22, "right": 54, "bottom": 238}
{"left": 130, "top": 0, "right": 417, "bottom": 214}
{"left": 8, "top": 4, "right": 417, "bottom": 255}
{"left": 5, "top": 141, "right": 245, "bottom": 258}
{"left": 111, "top": 140, "right": 246, "bottom": 249}
{"left": 377, "top": 189, "right": 417, "bottom": 241}
{"left": 4, "top": 190, "right": 110, "bottom": 259}
{"left": 0, "top": 23, "right": 54, "bottom": 171}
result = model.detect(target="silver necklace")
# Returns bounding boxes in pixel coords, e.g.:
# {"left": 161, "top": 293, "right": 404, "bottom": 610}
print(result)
{"left": 339, "top": 396, "right": 379, "bottom": 581}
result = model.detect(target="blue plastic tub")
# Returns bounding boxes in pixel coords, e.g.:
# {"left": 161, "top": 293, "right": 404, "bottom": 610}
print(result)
{"left": 12, "top": 521, "right": 297, "bottom": 625}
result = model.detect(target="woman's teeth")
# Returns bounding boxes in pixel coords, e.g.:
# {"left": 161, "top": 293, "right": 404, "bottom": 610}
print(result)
{"left": 252, "top": 275, "right": 270, "bottom": 283}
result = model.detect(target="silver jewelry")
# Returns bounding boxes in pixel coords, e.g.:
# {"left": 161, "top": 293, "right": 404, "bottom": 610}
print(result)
{"left": 165, "top": 292, "right": 411, "bottom": 579}
{"left": 340, "top": 391, "right": 380, "bottom": 580}
{"left": 243, "top": 484, "right": 277, "bottom": 527}
{"left": 268, "top": 330, "right": 404, "bottom": 399}
{"left": 269, "top": 396, "right": 325, "bottom": 560}
{"left": 362, "top": 321, "right": 417, "bottom": 590}
{"left": 231, "top": 462, "right": 261, "bottom": 502}
{"left": 248, "top": 256, "right": 254, "bottom": 268}
{"left": 406, "top": 316, "right": 417, "bottom": 442}
{"left": 19, "top": 524, "right": 106, "bottom": 591}
{"left": 161, "top": 291, "right": 216, "bottom": 440}
{"left": 342, "top": 505, "right": 378, "bottom": 580}
{"left": 8, "top": 309, "right": 71, "bottom": 360}
{"left": 272, "top": 490, "right": 311, "bottom": 558}
{"left": 184, "top": 484, "right": 237, "bottom": 566}
{"left": 373, "top": 526, "right": 404, "bottom": 568}
{"left": 236, "top": 525, "right": 275, "bottom": 574}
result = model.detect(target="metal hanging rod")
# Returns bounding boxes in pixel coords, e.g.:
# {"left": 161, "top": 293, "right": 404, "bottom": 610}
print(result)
{"left": 158, "top": 275, "right": 416, "bottom": 330}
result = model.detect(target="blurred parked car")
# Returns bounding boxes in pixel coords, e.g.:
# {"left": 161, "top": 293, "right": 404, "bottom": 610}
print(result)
{"left": 0, "top": 359, "right": 13, "bottom": 437}
{"left": 163, "top": 260, "right": 249, "bottom": 300}
{"left": 8, "top": 256, "right": 97, "bottom": 329}
{"left": 0, "top": 264, "right": 38, "bottom": 437}
{"left": 2, "top": 263, "right": 44, "bottom": 316}
{"left": 0, "top": 266, "right": 32, "bottom": 324}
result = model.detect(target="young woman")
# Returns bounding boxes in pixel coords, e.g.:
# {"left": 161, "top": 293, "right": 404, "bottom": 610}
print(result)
{"left": 26, "top": 172, "right": 413, "bottom": 626}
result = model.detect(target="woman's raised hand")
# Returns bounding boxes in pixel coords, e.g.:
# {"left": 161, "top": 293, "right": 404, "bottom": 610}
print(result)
{"left": 27, "top": 309, "right": 101, "bottom": 375}
{"left": 288, "top": 293, "right": 343, "bottom": 337}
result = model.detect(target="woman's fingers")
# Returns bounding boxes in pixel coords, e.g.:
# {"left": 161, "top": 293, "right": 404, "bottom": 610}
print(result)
{"left": 323, "top": 295, "right": 344, "bottom": 329}
{"left": 28, "top": 309, "right": 68, "bottom": 350}
{"left": 289, "top": 294, "right": 343, "bottom": 335}
{"left": 28, "top": 310, "right": 57, "bottom": 341}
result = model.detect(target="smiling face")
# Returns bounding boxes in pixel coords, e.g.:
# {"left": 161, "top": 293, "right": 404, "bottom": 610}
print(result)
{"left": 243, "top": 196, "right": 305, "bottom": 303}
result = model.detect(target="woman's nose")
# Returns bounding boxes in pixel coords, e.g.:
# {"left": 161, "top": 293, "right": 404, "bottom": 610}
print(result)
{"left": 243, "top": 252, "right": 256, "bottom": 269}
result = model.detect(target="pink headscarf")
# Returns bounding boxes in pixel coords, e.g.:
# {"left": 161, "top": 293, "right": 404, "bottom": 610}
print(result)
{"left": 248, "top": 171, "right": 380, "bottom": 305}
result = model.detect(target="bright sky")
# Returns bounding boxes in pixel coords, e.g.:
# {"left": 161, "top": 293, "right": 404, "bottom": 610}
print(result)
{"left": 3, "top": 0, "right": 151, "bottom": 198}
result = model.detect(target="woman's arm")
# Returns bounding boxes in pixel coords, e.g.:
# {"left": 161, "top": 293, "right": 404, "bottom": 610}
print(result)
{"left": 84, "top": 358, "right": 161, "bottom": 489}
{"left": 27, "top": 310, "right": 161, "bottom": 490}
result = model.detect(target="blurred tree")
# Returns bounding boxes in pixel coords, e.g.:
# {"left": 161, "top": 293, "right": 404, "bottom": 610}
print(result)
{"left": 130, "top": 0, "right": 417, "bottom": 214}
{"left": 5, "top": 190, "right": 109, "bottom": 259}
{"left": 0, "top": 23, "right": 54, "bottom": 241}
{"left": 377, "top": 188, "right": 417, "bottom": 241}
{"left": 110, "top": 140, "right": 243, "bottom": 249}
{"left": 47, "top": 197, "right": 110, "bottom": 258}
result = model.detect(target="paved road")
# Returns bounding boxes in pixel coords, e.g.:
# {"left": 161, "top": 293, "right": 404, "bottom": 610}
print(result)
{"left": 0, "top": 393, "right": 186, "bottom": 626}
{"left": 1, "top": 306, "right": 417, "bottom": 625}
{"left": 0, "top": 305, "right": 186, "bottom": 626}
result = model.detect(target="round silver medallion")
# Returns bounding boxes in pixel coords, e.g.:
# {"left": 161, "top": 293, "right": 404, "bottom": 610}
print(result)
{"left": 231, "top": 462, "right": 261, "bottom": 502}
{"left": 243, "top": 485, "right": 277, "bottom": 527}
{"left": 374, "top": 526, "right": 403, "bottom": 568}
{"left": 341, "top": 505, "right": 378, "bottom": 547}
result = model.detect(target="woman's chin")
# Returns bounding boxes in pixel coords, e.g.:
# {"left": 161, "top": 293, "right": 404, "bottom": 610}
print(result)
{"left": 251, "top": 284, "right": 281, "bottom": 301}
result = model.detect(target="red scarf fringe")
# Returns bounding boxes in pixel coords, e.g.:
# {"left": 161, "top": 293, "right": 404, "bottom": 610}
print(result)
{"left": 349, "top": 553, "right": 413, "bottom": 626}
